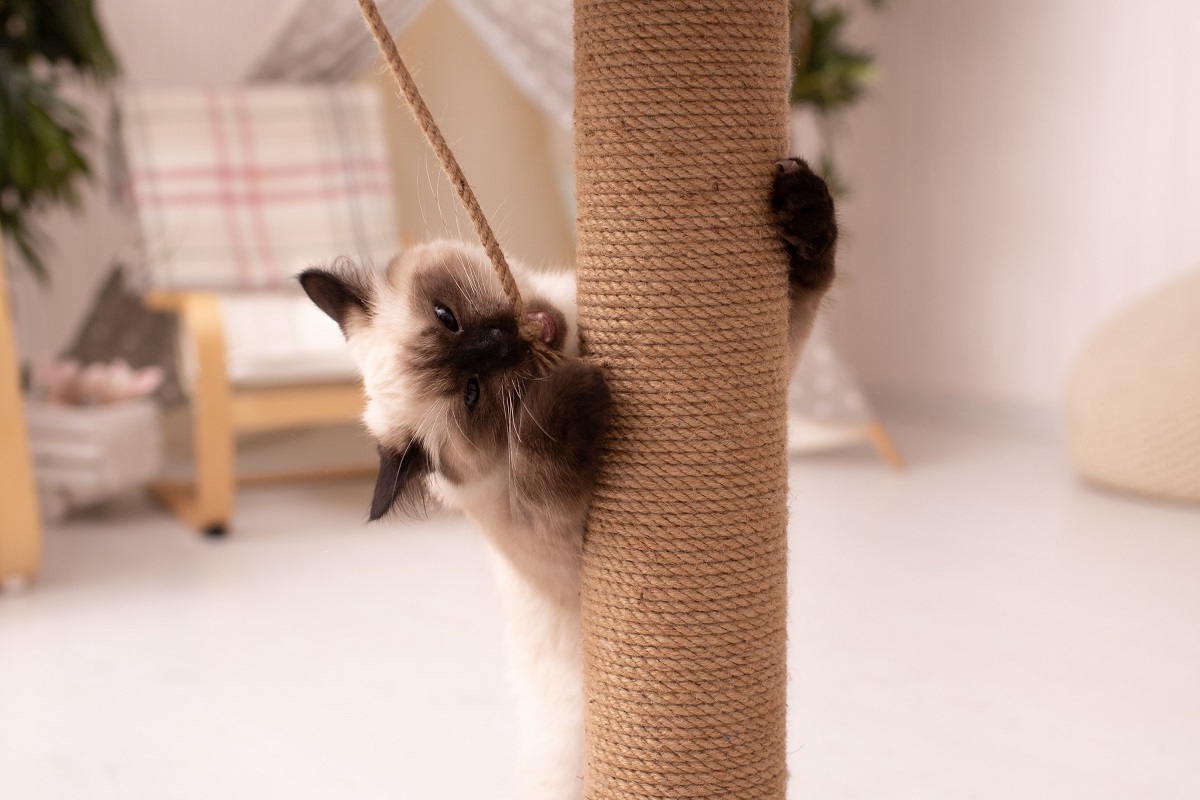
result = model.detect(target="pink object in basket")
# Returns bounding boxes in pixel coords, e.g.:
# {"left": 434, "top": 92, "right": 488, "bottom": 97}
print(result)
{"left": 31, "top": 358, "right": 163, "bottom": 406}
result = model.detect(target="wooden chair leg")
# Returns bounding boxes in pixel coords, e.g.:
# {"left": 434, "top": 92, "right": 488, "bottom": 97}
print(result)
{"left": 865, "top": 420, "right": 905, "bottom": 471}
{"left": 0, "top": 248, "right": 42, "bottom": 584}
{"left": 188, "top": 293, "right": 236, "bottom": 535}
{"left": 148, "top": 292, "right": 235, "bottom": 535}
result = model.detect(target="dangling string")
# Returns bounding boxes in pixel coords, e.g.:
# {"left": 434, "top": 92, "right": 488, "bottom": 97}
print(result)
{"left": 355, "top": 0, "right": 544, "bottom": 347}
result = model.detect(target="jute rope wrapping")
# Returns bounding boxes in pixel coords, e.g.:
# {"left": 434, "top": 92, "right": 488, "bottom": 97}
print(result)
{"left": 575, "top": 2, "right": 792, "bottom": 798}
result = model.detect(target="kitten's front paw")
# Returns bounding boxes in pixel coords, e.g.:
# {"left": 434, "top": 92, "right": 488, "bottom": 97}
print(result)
{"left": 510, "top": 361, "right": 610, "bottom": 520}
{"left": 772, "top": 157, "right": 837, "bottom": 292}
{"left": 519, "top": 360, "right": 611, "bottom": 475}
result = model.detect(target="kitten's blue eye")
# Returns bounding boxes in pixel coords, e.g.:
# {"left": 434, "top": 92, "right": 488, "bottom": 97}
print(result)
{"left": 435, "top": 304, "right": 459, "bottom": 332}
{"left": 465, "top": 377, "right": 480, "bottom": 409}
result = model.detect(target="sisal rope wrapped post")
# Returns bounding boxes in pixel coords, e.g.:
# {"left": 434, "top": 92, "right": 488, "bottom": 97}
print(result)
{"left": 575, "top": 2, "right": 792, "bottom": 798}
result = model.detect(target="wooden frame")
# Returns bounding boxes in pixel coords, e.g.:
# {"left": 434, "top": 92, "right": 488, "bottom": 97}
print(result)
{"left": 145, "top": 291, "right": 368, "bottom": 535}
{"left": 0, "top": 247, "right": 42, "bottom": 586}
{"left": 866, "top": 421, "right": 905, "bottom": 470}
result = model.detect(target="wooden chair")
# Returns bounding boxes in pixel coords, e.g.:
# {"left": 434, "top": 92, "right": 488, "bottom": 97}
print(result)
{"left": 0, "top": 245, "right": 42, "bottom": 584}
{"left": 119, "top": 85, "right": 399, "bottom": 535}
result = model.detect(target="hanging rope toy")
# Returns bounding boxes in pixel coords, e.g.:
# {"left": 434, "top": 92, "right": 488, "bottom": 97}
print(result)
{"left": 354, "top": 0, "right": 546, "bottom": 351}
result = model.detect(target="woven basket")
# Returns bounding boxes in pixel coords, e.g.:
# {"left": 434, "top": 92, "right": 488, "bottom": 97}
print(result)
{"left": 1066, "top": 270, "right": 1200, "bottom": 504}
{"left": 25, "top": 400, "right": 162, "bottom": 520}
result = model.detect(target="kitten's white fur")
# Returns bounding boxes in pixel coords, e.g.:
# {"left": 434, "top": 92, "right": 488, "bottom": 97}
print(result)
{"left": 343, "top": 243, "right": 587, "bottom": 799}
{"left": 444, "top": 262, "right": 586, "bottom": 800}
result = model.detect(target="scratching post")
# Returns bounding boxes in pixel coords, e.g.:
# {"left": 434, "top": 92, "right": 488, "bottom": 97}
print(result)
{"left": 575, "top": 2, "right": 792, "bottom": 798}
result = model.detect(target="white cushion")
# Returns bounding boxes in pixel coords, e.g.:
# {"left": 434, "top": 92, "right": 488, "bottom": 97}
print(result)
{"left": 217, "top": 292, "right": 359, "bottom": 387}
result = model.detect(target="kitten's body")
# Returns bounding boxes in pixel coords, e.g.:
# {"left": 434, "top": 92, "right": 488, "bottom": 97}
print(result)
{"left": 300, "top": 159, "right": 836, "bottom": 800}
{"left": 303, "top": 243, "right": 600, "bottom": 799}
{"left": 427, "top": 263, "right": 587, "bottom": 797}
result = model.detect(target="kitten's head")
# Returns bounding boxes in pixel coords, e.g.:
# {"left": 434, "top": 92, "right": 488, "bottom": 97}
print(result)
{"left": 299, "top": 240, "right": 569, "bottom": 521}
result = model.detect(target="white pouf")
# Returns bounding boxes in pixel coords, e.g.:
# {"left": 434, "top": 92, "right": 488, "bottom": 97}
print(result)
{"left": 1066, "top": 270, "right": 1200, "bottom": 504}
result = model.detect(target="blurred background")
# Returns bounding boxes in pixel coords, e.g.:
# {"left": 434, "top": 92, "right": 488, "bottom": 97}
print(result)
{"left": 1, "top": 1, "right": 1198, "bottom": 798}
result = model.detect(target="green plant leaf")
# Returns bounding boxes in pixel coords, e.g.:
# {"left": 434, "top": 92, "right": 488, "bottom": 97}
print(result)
{"left": 789, "top": 0, "right": 885, "bottom": 196}
{"left": 0, "top": 0, "right": 118, "bottom": 282}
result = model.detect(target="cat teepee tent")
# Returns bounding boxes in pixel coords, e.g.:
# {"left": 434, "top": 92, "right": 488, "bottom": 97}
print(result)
{"left": 250, "top": 0, "right": 895, "bottom": 467}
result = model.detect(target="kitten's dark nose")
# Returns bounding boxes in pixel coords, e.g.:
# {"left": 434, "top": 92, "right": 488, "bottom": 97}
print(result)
{"left": 487, "top": 328, "right": 510, "bottom": 358}
{"left": 459, "top": 326, "right": 525, "bottom": 371}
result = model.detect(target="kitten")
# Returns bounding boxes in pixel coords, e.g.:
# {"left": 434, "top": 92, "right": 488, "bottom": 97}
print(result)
{"left": 299, "top": 157, "right": 836, "bottom": 800}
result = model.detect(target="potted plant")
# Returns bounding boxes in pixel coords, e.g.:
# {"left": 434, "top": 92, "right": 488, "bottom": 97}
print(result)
{"left": 790, "top": 0, "right": 884, "bottom": 195}
{"left": 1, "top": 0, "right": 118, "bottom": 580}
{"left": 1, "top": 0, "right": 119, "bottom": 281}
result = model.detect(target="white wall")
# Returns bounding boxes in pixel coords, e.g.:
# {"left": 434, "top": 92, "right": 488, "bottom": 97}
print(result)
{"left": 831, "top": 0, "right": 1200, "bottom": 412}
{"left": 98, "top": 0, "right": 290, "bottom": 84}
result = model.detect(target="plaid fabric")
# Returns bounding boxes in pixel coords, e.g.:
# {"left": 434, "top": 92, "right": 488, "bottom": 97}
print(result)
{"left": 120, "top": 85, "right": 398, "bottom": 290}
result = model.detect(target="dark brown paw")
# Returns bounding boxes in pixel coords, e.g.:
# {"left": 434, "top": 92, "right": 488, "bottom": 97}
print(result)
{"left": 772, "top": 158, "right": 837, "bottom": 292}
{"left": 518, "top": 360, "right": 611, "bottom": 474}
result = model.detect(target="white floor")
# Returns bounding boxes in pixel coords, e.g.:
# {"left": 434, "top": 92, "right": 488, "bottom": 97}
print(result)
{"left": 2, "top": 419, "right": 1198, "bottom": 800}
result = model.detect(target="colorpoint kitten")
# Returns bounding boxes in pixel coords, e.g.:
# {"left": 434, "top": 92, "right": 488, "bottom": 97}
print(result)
{"left": 299, "top": 157, "right": 837, "bottom": 800}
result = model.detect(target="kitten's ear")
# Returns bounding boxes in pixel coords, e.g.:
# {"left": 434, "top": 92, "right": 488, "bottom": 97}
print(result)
{"left": 369, "top": 439, "right": 431, "bottom": 521}
{"left": 298, "top": 264, "right": 374, "bottom": 334}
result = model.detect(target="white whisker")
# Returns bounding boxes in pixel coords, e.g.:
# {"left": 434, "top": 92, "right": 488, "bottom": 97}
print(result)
{"left": 406, "top": 401, "right": 445, "bottom": 463}
{"left": 420, "top": 154, "right": 439, "bottom": 235}
{"left": 507, "top": 387, "right": 520, "bottom": 446}
{"left": 516, "top": 383, "right": 556, "bottom": 443}
{"left": 449, "top": 273, "right": 477, "bottom": 313}
{"left": 451, "top": 410, "right": 480, "bottom": 454}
